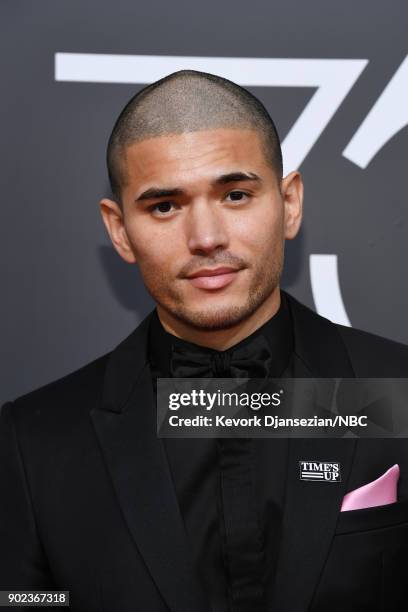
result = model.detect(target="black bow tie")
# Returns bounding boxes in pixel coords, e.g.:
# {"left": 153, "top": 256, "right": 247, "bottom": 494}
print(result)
{"left": 170, "top": 335, "right": 273, "bottom": 378}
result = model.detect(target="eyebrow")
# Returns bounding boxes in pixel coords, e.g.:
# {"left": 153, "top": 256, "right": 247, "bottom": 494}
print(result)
{"left": 135, "top": 171, "right": 262, "bottom": 202}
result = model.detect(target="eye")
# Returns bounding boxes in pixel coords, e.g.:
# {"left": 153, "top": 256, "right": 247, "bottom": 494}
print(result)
{"left": 148, "top": 201, "right": 176, "bottom": 216}
{"left": 226, "top": 190, "right": 250, "bottom": 203}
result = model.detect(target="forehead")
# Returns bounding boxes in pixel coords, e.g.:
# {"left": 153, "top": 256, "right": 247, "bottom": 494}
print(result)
{"left": 122, "top": 128, "right": 272, "bottom": 189}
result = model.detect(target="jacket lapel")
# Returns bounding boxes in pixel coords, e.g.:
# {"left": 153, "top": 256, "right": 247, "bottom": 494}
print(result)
{"left": 271, "top": 292, "right": 358, "bottom": 611}
{"left": 90, "top": 293, "right": 359, "bottom": 611}
{"left": 91, "top": 313, "right": 210, "bottom": 612}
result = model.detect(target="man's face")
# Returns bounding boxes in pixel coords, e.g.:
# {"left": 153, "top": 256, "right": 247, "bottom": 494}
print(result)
{"left": 101, "top": 128, "right": 302, "bottom": 331}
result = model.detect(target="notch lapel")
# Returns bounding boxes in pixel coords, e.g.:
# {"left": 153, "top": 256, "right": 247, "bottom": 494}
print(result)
{"left": 91, "top": 313, "right": 210, "bottom": 612}
{"left": 271, "top": 293, "right": 358, "bottom": 611}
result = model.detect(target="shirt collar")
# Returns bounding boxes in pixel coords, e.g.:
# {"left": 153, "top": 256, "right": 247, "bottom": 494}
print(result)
{"left": 148, "top": 290, "right": 294, "bottom": 378}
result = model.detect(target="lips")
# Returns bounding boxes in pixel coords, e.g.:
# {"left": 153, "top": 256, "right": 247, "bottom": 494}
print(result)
{"left": 186, "top": 267, "right": 241, "bottom": 290}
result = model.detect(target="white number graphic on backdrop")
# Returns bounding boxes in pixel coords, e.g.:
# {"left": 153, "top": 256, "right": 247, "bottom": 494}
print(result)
{"left": 55, "top": 54, "right": 367, "bottom": 176}
{"left": 343, "top": 55, "right": 408, "bottom": 168}
{"left": 310, "top": 255, "right": 351, "bottom": 326}
{"left": 55, "top": 53, "right": 406, "bottom": 325}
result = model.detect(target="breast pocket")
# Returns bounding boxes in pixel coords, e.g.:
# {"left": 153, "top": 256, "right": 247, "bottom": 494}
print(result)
{"left": 335, "top": 498, "right": 408, "bottom": 535}
{"left": 310, "top": 501, "right": 408, "bottom": 611}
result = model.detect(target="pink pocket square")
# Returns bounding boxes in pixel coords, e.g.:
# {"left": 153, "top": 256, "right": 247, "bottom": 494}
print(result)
{"left": 340, "top": 464, "right": 400, "bottom": 512}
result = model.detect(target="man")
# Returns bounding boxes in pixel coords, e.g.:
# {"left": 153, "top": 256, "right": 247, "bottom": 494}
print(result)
{"left": 1, "top": 70, "right": 408, "bottom": 612}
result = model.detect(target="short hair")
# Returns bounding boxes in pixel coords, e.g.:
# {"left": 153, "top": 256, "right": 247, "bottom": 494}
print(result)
{"left": 106, "top": 69, "right": 283, "bottom": 205}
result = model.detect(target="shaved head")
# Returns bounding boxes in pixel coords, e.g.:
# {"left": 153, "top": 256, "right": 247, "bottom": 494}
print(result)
{"left": 106, "top": 69, "right": 283, "bottom": 204}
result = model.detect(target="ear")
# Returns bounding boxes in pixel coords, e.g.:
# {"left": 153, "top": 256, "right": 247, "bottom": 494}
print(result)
{"left": 99, "top": 198, "right": 137, "bottom": 264}
{"left": 281, "top": 171, "right": 303, "bottom": 239}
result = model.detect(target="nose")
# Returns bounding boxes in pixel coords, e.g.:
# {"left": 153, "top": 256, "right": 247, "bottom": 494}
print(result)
{"left": 186, "top": 199, "right": 229, "bottom": 255}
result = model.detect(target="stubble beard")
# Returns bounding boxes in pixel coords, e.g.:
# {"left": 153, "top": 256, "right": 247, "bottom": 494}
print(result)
{"left": 143, "top": 252, "right": 284, "bottom": 332}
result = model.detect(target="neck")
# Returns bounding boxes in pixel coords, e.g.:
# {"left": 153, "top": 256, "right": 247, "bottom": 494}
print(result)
{"left": 156, "top": 288, "right": 281, "bottom": 351}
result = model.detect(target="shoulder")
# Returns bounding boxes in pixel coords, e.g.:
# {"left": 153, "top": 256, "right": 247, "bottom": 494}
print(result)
{"left": 335, "top": 323, "right": 408, "bottom": 376}
{"left": 283, "top": 290, "right": 408, "bottom": 376}
{"left": 2, "top": 352, "right": 111, "bottom": 428}
{"left": 2, "top": 311, "right": 153, "bottom": 432}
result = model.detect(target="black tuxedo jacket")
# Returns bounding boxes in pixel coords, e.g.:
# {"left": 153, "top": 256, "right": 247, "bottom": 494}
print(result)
{"left": 2, "top": 291, "right": 408, "bottom": 612}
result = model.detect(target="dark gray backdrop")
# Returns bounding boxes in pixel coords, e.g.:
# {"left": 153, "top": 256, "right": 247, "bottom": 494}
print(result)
{"left": 1, "top": 0, "right": 407, "bottom": 404}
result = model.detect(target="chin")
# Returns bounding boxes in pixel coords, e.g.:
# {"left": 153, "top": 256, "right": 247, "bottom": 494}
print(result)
{"left": 169, "top": 302, "right": 257, "bottom": 332}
